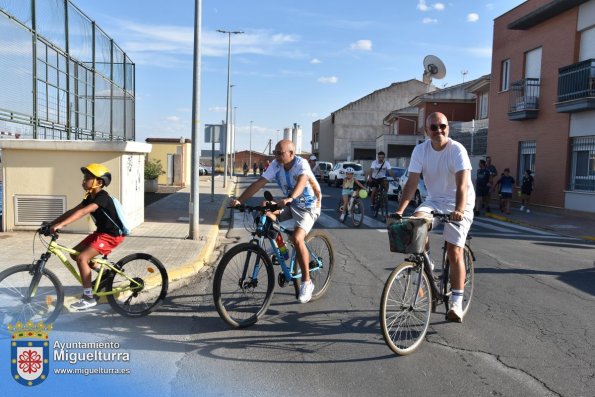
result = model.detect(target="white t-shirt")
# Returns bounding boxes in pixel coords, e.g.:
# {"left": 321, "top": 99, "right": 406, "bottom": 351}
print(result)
{"left": 262, "top": 156, "right": 321, "bottom": 210}
{"left": 370, "top": 159, "right": 392, "bottom": 179}
{"left": 408, "top": 139, "right": 475, "bottom": 208}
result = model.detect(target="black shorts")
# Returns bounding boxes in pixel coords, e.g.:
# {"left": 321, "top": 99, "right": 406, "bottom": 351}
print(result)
{"left": 368, "top": 178, "right": 386, "bottom": 188}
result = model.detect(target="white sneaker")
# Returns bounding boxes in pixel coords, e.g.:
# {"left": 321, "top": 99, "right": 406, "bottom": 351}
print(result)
{"left": 447, "top": 301, "right": 463, "bottom": 323}
{"left": 526, "top": 209, "right": 530, "bottom": 213}
{"left": 339, "top": 213, "right": 346, "bottom": 222}
{"left": 70, "top": 295, "right": 97, "bottom": 311}
{"left": 298, "top": 281, "right": 315, "bottom": 303}
{"left": 519, "top": 206, "right": 525, "bottom": 211}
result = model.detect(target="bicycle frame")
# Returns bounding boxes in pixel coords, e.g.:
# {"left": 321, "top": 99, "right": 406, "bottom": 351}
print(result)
{"left": 249, "top": 214, "right": 324, "bottom": 284}
{"left": 39, "top": 237, "right": 142, "bottom": 297}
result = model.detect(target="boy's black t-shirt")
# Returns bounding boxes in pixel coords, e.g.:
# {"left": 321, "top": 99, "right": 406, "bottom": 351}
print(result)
{"left": 81, "top": 190, "right": 120, "bottom": 236}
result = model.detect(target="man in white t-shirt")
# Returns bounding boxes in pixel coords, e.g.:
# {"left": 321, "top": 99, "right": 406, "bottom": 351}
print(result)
{"left": 395, "top": 112, "right": 475, "bottom": 323}
{"left": 367, "top": 151, "right": 394, "bottom": 210}
{"left": 231, "top": 140, "right": 322, "bottom": 303}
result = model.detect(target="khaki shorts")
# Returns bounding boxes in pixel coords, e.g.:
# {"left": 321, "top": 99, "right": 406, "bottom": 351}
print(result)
{"left": 414, "top": 200, "right": 473, "bottom": 248}
{"left": 278, "top": 205, "right": 320, "bottom": 234}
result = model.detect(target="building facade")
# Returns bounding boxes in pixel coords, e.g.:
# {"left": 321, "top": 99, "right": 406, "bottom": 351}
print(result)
{"left": 490, "top": 0, "right": 595, "bottom": 213}
{"left": 311, "top": 79, "right": 429, "bottom": 163}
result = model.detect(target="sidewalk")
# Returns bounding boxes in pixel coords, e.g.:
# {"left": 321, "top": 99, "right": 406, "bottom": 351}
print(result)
{"left": 0, "top": 175, "right": 237, "bottom": 307}
{"left": 483, "top": 205, "right": 595, "bottom": 242}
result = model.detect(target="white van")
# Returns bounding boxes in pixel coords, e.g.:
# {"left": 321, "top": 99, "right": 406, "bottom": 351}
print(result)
{"left": 314, "top": 162, "right": 333, "bottom": 182}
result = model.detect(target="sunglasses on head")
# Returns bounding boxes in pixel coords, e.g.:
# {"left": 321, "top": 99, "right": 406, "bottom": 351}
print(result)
{"left": 429, "top": 123, "right": 448, "bottom": 132}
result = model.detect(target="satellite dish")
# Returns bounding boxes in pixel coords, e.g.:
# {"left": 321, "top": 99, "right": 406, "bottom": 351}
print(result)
{"left": 422, "top": 55, "right": 446, "bottom": 84}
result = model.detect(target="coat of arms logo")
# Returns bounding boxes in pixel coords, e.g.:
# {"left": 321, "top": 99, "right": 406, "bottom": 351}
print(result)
{"left": 8, "top": 321, "right": 52, "bottom": 387}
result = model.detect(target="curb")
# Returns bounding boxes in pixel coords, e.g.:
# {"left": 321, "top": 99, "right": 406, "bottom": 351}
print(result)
{"left": 484, "top": 212, "right": 595, "bottom": 242}
{"left": 167, "top": 179, "right": 236, "bottom": 283}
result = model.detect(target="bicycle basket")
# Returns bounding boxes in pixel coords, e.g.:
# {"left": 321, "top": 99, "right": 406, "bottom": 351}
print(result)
{"left": 386, "top": 216, "right": 431, "bottom": 254}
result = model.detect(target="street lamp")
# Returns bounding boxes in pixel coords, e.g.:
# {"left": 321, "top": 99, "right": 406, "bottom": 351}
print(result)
{"left": 217, "top": 29, "right": 244, "bottom": 188}
{"left": 249, "top": 120, "right": 253, "bottom": 169}
{"left": 233, "top": 105, "right": 238, "bottom": 176}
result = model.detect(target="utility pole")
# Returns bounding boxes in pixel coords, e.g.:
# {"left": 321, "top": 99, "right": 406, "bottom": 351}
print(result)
{"left": 189, "top": 0, "right": 202, "bottom": 240}
{"left": 249, "top": 120, "right": 253, "bottom": 169}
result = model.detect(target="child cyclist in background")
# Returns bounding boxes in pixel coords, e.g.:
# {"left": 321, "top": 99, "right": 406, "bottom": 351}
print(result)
{"left": 340, "top": 167, "right": 367, "bottom": 222}
{"left": 49, "top": 163, "right": 125, "bottom": 310}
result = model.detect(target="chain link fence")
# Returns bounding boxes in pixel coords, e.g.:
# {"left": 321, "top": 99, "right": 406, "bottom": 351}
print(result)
{"left": 0, "top": 0, "right": 134, "bottom": 140}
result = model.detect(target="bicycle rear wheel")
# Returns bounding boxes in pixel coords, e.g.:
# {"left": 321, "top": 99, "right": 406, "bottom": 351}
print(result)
{"left": 442, "top": 246, "right": 474, "bottom": 316}
{"left": 461, "top": 247, "right": 474, "bottom": 316}
{"left": 306, "top": 231, "right": 334, "bottom": 301}
{"left": 351, "top": 198, "right": 364, "bottom": 227}
{"left": 380, "top": 262, "right": 432, "bottom": 355}
{"left": 213, "top": 243, "right": 275, "bottom": 328}
{"left": 0, "top": 265, "right": 64, "bottom": 326}
{"left": 106, "top": 253, "right": 169, "bottom": 317}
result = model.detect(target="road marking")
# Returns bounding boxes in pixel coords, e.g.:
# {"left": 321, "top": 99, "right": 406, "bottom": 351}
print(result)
{"left": 474, "top": 218, "right": 556, "bottom": 235}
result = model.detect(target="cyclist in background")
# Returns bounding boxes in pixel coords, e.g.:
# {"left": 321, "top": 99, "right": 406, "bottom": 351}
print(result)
{"left": 230, "top": 140, "right": 322, "bottom": 303}
{"left": 49, "top": 163, "right": 125, "bottom": 311}
{"left": 340, "top": 167, "right": 366, "bottom": 222}
{"left": 394, "top": 112, "right": 475, "bottom": 323}
{"left": 367, "top": 151, "right": 393, "bottom": 211}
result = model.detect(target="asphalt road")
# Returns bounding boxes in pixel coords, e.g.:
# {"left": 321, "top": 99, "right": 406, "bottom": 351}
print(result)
{"left": 8, "top": 182, "right": 591, "bottom": 396}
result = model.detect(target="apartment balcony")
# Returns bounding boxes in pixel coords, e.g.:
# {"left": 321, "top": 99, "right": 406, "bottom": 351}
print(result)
{"left": 507, "top": 78, "right": 540, "bottom": 120}
{"left": 555, "top": 59, "right": 595, "bottom": 113}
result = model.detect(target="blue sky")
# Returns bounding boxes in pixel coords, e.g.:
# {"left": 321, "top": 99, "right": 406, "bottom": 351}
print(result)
{"left": 74, "top": 0, "right": 525, "bottom": 153}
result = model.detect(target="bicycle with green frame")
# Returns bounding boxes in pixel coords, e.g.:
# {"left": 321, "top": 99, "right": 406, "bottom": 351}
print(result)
{"left": 213, "top": 192, "right": 334, "bottom": 328}
{"left": 0, "top": 224, "right": 169, "bottom": 326}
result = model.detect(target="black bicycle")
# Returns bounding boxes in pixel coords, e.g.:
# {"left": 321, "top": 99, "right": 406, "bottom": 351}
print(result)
{"left": 379, "top": 212, "right": 475, "bottom": 355}
{"left": 373, "top": 182, "right": 389, "bottom": 221}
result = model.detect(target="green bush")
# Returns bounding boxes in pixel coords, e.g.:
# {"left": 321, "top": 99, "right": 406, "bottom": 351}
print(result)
{"left": 145, "top": 158, "right": 165, "bottom": 180}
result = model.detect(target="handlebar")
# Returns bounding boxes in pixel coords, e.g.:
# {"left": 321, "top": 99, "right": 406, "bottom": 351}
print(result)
{"left": 228, "top": 202, "right": 279, "bottom": 213}
{"left": 387, "top": 211, "right": 456, "bottom": 223}
{"left": 38, "top": 222, "right": 59, "bottom": 238}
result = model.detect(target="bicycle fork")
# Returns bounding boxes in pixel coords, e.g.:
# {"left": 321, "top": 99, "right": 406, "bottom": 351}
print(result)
{"left": 26, "top": 252, "right": 51, "bottom": 301}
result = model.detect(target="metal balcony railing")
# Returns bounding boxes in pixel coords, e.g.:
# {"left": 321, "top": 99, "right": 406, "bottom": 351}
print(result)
{"left": 508, "top": 78, "right": 540, "bottom": 114}
{"left": 557, "top": 59, "right": 595, "bottom": 102}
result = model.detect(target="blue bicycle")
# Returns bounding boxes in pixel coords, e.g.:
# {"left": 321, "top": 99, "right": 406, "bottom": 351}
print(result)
{"left": 213, "top": 195, "right": 334, "bottom": 328}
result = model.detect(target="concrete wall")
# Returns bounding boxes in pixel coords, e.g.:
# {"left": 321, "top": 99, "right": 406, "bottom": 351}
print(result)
{"left": 0, "top": 140, "right": 150, "bottom": 232}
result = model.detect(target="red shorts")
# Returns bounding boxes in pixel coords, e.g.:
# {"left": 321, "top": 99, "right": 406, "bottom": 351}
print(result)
{"left": 78, "top": 232, "right": 124, "bottom": 256}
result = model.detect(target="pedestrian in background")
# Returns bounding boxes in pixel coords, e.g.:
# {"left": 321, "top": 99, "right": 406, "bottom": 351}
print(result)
{"left": 258, "top": 161, "right": 264, "bottom": 176}
{"left": 494, "top": 168, "right": 515, "bottom": 215}
{"left": 243, "top": 162, "right": 249, "bottom": 176}
{"left": 520, "top": 169, "right": 534, "bottom": 213}
{"left": 474, "top": 159, "right": 490, "bottom": 216}
{"left": 252, "top": 162, "right": 257, "bottom": 176}
{"left": 485, "top": 156, "right": 498, "bottom": 212}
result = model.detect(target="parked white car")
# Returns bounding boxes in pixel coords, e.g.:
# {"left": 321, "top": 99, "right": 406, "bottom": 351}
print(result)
{"left": 199, "top": 162, "right": 212, "bottom": 175}
{"left": 328, "top": 162, "right": 366, "bottom": 187}
{"left": 395, "top": 169, "right": 428, "bottom": 206}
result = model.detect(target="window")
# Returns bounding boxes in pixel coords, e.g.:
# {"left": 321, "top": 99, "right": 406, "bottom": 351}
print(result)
{"left": 570, "top": 136, "right": 595, "bottom": 191}
{"left": 518, "top": 140, "right": 536, "bottom": 181}
{"left": 501, "top": 59, "right": 510, "bottom": 91}
{"left": 478, "top": 92, "right": 488, "bottom": 119}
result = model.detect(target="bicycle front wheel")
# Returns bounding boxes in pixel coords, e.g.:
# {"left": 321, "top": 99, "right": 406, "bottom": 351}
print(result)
{"left": 380, "top": 262, "right": 432, "bottom": 356}
{"left": 351, "top": 198, "right": 364, "bottom": 227}
{"left": 306, "top": 231, "right": 334, "bottom": 301}
{"left": 213, "top": 243, "right": 275, "bottom": 328}
{"left": 107, "top": 253, "right": 169, "bottom": 317}
{"left": 0, "top": 265, "right": 64, "bottom": 326}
